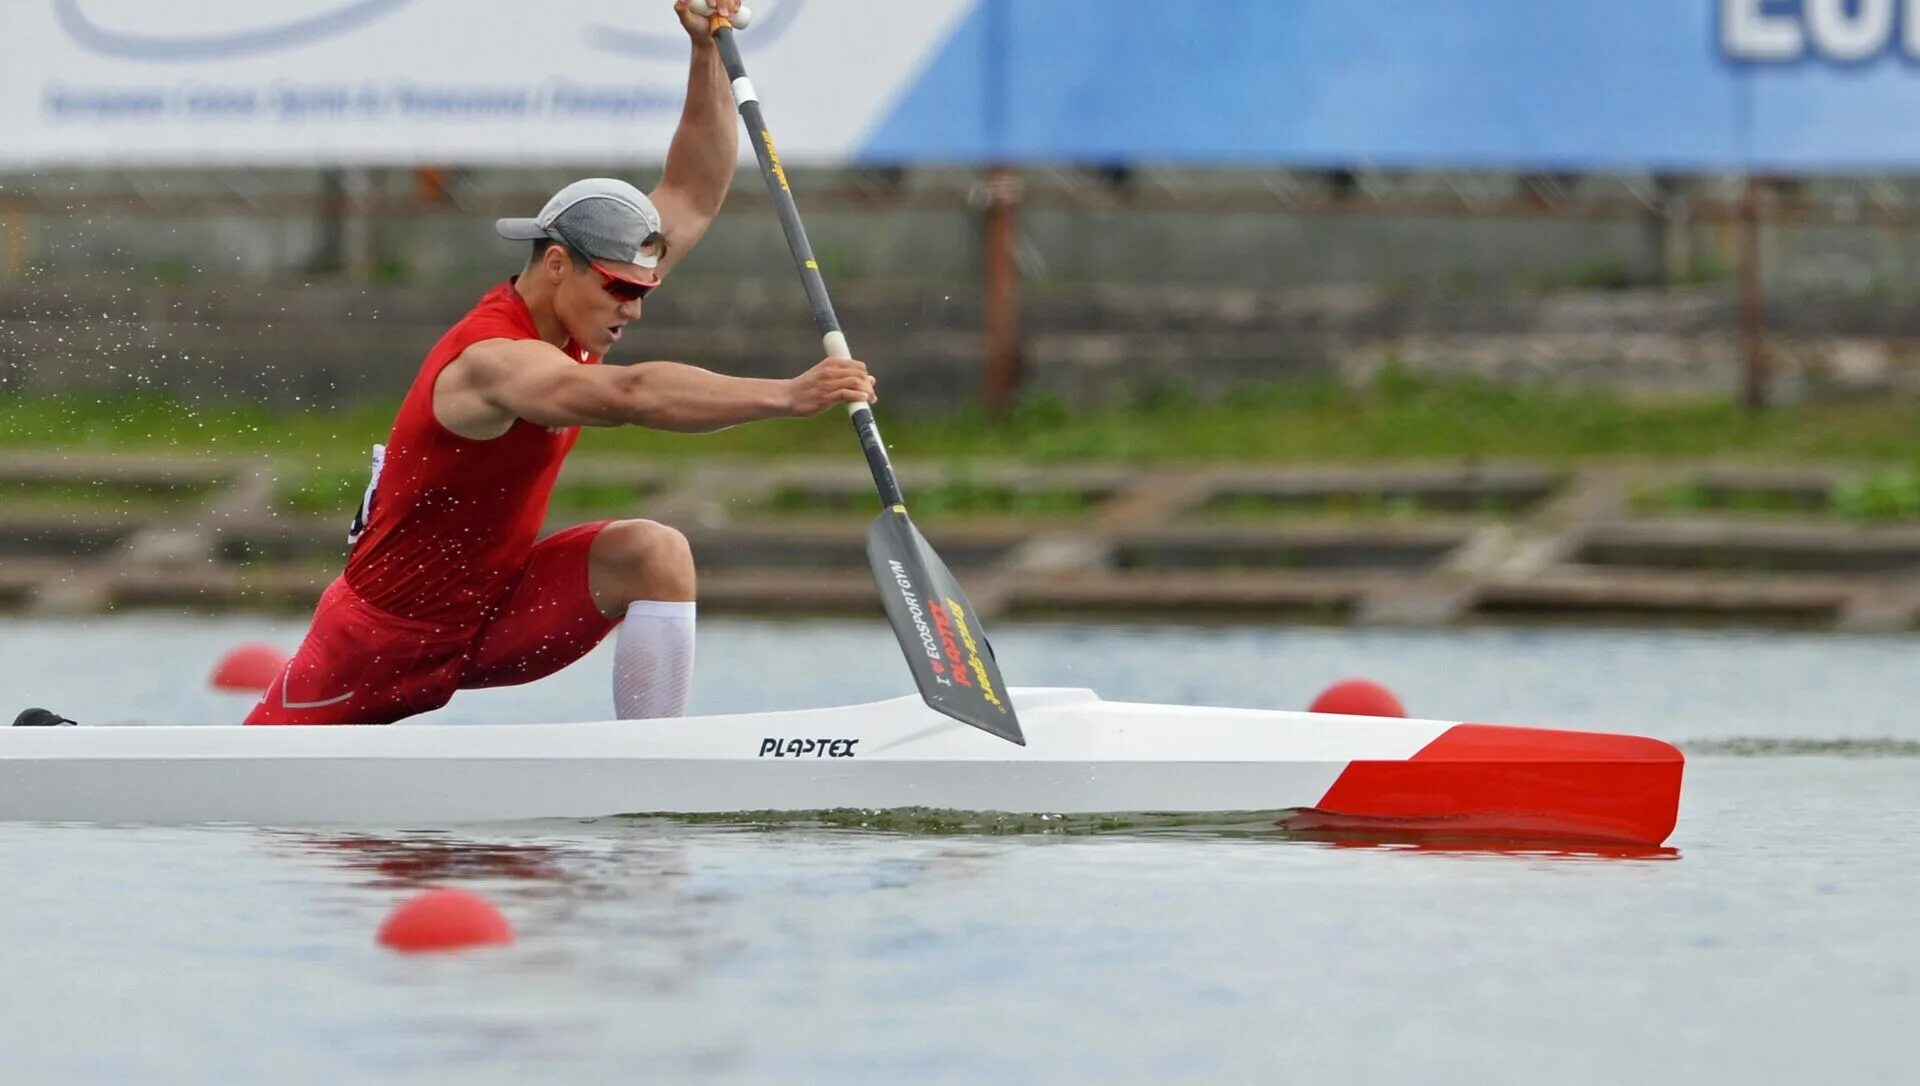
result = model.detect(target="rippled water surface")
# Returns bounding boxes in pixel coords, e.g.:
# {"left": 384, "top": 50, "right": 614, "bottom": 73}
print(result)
{"left": 1, "top": 617, "right": 1916, "bottom": 1084}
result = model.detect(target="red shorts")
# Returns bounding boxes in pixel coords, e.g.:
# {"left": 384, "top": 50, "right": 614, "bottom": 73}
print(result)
{"left": 245, "top": 522, "right": 619, "bottom": 725}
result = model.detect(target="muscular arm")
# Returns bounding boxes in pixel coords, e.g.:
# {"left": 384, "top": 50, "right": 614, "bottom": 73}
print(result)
{"left": 435, "top": 338, "right": 873, "bottom": 437}
{"left": 648, "top": 17, "right": 739, "bottom": 277}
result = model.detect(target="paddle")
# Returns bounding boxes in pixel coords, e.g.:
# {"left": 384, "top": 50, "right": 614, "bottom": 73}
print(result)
{"left": 689, "top": 0, "right": 1025, "bottom": 745}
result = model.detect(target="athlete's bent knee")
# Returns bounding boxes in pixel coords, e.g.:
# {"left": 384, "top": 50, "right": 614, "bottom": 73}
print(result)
{"left": 593, "top": 519, "right": 695, "bottom": 602}
{"left": 603, "top": 519, "right": 691, "bottom": 570}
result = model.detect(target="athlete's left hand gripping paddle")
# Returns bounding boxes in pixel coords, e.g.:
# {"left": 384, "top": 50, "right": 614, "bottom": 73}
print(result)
{"left": 689, "top": 0, "right": 1025, "bottom": 745}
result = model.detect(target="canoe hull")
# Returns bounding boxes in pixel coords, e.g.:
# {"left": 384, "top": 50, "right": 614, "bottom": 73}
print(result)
{"left": 0, "top": 688, "right": 1683, "bottom": 843}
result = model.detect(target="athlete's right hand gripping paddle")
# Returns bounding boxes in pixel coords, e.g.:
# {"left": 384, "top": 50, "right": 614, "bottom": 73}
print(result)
{"left": 688, "top": 0, "right": 1025, "bottom": 745}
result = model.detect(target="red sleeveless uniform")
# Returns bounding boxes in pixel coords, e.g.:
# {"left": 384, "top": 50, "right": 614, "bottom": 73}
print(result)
{"left": 246, "top": 282, "right": 619, "bottom": 725}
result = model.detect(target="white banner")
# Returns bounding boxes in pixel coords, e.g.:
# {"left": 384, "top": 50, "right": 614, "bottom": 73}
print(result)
{"left": 0, "top": 0, "right": 973, "bottom": 167}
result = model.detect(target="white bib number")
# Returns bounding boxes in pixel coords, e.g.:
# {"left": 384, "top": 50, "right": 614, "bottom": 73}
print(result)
{"left": 347, "top": 444, "right": 385, "bottom": 547}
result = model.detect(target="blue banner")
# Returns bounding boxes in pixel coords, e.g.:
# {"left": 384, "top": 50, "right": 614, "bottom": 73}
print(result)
{"left": 856, "top": 0, "right": 1920, "bottom": 171}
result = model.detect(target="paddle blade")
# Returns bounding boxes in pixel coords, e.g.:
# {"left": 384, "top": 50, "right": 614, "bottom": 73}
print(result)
{"left": 866, "top": 509, "right": 1025, "bottom": 745}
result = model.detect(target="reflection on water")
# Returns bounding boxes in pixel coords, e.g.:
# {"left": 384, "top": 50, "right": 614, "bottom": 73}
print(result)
{"left": 1295, "top": 834, "right": 1680, "bottom": 862}
{"left": 1683, "top": 737, "right": 1920, "bottom": 756}
{"left": 260, "top": 826, "right": 761, "bottom": 1000}
{"left": 622, "top": 808, "right": 1681, "bottom": 860}
{"left": 260, "top": 831, "right": 577, "bottom": 888}
{"left": 643, "top": 807, "right": 1305, "bottom": 836}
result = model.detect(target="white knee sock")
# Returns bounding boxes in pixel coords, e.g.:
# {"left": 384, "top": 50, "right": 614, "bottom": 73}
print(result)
{"left": 612, "top": 600, "right": 696, "bottom": 719}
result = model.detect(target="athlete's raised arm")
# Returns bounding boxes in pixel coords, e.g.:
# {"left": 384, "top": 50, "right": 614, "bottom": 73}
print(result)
{"left": 646, "top": 0, "right": 743, "bottom": 279}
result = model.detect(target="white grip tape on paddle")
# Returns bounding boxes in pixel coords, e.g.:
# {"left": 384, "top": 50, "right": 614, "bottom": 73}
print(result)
{"left": 731, "top": 77, "right": 758, "bottom": 107}
{"left": 822, "top": 331, "right": 863, "bottom": 417}
{"left": 688, "top": 0, "right": 754, "bottom": 29}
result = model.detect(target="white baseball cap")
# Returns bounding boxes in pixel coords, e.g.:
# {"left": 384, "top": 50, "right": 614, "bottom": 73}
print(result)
{"left": 496, "top": 178, "right": 663, "bottom": 268}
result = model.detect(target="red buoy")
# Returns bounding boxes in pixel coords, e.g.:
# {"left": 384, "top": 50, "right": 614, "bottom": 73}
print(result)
{"left": 209, "top": 643, "right": 287, "bottom": 692}
{"left": 377, "top": 888, "right": 515, "bottom": 954}
{"left": 1308, "top": 678, "right": 1408, "bottom": 718}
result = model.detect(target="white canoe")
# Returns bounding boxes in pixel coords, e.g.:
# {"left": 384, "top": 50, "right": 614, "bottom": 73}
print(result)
{"left": 0, "top": 687, "right": 1684, "bottom": 844}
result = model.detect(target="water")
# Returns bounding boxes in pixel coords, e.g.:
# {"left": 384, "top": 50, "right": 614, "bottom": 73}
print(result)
{"left": 1, "top": 617, "right": 1917, "bottom": 1083}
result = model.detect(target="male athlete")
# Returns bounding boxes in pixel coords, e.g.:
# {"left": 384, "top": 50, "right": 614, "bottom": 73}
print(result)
{"left": 245, "top": 0, "right": 876, "bottom": 725}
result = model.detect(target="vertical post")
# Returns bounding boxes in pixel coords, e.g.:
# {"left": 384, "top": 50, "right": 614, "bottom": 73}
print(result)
{"left": 978, "top": 0, "right": 1021, "bottom": 417}
{"left": 1738, "top": 176, "right": 1767, "bottom": 410}
{"left": 342, "top": 167, "right": 375, "bottom": 284}
{"left": 0, "top": 200, "right": 21, "bottom": 396}
{"left": 0, "top": 201, "right": 28, "bottom": 282}
{"left": 982, "top": 166, "right": 1022, "bottom": 417}
{"left": 315, "top": 168, "right": 345, "bottom": 274}
{"left": 1657, "top": 174, "right": 1693, "bottom": 286}
{"left": 414, "top": 166, "right": 452, "bottom": 205}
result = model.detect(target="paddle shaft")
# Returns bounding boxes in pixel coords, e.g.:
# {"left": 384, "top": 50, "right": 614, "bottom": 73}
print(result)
{"left": 705, "top": 20, "right": 904, "bottom": 509}
{"left": 692, "top": 6, "right": 1023, "bottom": 745}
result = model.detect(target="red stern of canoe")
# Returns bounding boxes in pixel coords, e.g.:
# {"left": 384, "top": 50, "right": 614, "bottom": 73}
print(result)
{"left": 1296, "top": 724, "right": 1685, "bottom": 847}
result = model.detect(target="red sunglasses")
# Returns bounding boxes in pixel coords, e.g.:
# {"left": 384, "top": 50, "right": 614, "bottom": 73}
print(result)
{"left": 588, "top": 259, "right": 660, "bottom": 302}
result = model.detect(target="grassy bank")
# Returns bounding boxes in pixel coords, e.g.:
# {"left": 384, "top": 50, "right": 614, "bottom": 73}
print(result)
{"left": 4, "top": 373, "right": 1920, "bottom": 468}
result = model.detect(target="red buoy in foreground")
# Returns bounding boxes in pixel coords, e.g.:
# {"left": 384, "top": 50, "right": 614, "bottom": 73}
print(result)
{"left": 209, "top": 643, "right": 287, "bottom": 691}
{"left": 1308, "top": 678, "right": 1408, "bottom": 718}
{"left": 377, "top": 888, "right": 515, "bottom": 953}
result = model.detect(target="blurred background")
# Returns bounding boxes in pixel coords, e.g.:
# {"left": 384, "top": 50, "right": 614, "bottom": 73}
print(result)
{"left": 9, "top": 0, "right": 1920, "bottom": 631}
